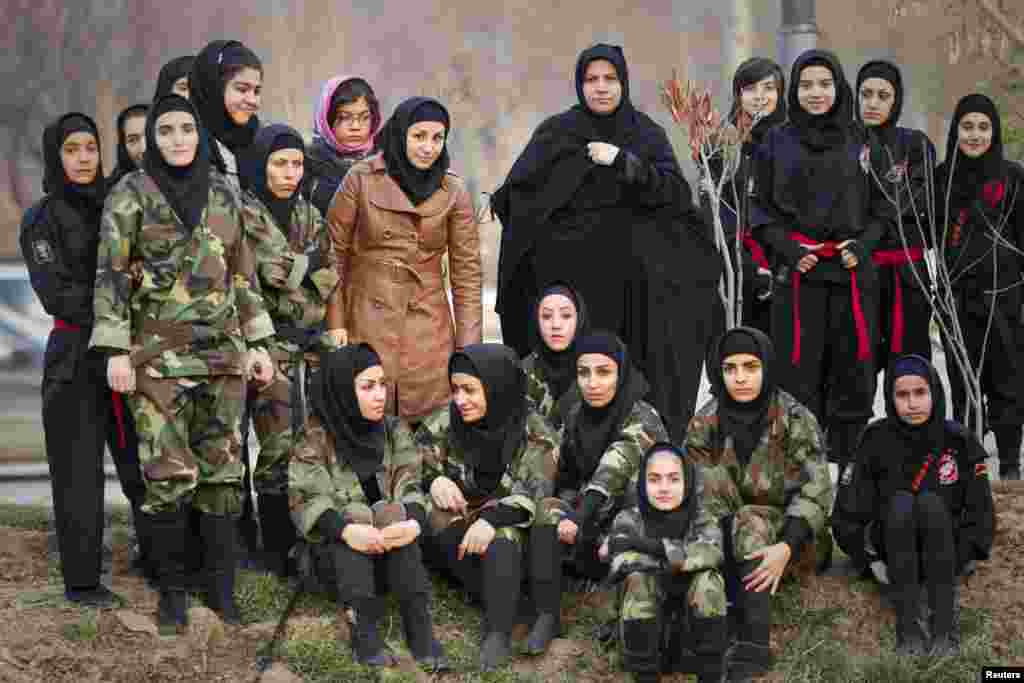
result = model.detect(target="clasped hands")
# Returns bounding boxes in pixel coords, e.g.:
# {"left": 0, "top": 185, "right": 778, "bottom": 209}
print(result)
{"left": 430, "top": 476, "right": 497, "bottom": 560}
{"left": 341, "top": 519, "right": 421, "bottom": 555}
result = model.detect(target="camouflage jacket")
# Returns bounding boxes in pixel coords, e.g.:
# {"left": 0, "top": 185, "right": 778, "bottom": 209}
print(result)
{"left": 415, "top": 406, "right": 559, "bottom": 527}
{"left": 684, "top": 390, "right": 833, "bottom": 536}
{"left": 241, "top": 191, "right": 340, "bottom": 356}
{"left": 607, "top": 466, "right": 724, "bottom": 583}
{"left": 558, "top": 400, "right": 669, "bottom": 525}
{"left": 288, "top": 413, "right": 423, "bottom": 541}
{"left": 522, "top": 352, "right": 581, "bottom": 432}
{"left": 89, "top": 170, "right": 273, "bottom": 376}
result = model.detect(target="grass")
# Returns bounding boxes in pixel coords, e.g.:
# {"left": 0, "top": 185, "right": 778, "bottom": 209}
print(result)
{"left": 0, "top": 502, "right": 133, "bottom": 531}
{"left": 62, "top": 611, "right": 99, "bottom": 642}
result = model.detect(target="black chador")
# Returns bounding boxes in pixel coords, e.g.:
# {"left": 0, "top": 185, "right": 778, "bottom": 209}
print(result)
{"left": 750, "top": 49, "right": 880, "bottom": 467}
{"left": 493, "top": 43, "right": 720, "bottom": 442}
{"left": 934, "top": 94, "right": 1024, "bottom": 479}
{"left": 855, "top": 60, "right": 936, "bottom": 376}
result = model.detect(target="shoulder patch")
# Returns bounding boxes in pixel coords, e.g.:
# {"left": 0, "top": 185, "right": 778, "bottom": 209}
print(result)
{"left": 32, "top": 238, "right": 55, "bottom": 264}
{"left": 938, "top": 450, "right": 959, "bottom": 485}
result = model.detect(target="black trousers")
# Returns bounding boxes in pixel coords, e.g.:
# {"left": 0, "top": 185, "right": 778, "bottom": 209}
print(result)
{"left": 106, "top": 400, "right": 144, "bottom": 510}
{"left": 42, "top": 352, "right": 110, "bottom": 591}
{"left": 875, "top": 266, "right": 933, "bottom": 376}
{"left": 322, "top": 540, "right": 430, "bottom": 603}
{"left": 877, "top": 491, "right": 956, "bottom": 587}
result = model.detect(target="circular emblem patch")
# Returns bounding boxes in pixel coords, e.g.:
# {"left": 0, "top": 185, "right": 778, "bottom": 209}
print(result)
{"left": 938, "top": 451, "right": 958, "bottom": 485}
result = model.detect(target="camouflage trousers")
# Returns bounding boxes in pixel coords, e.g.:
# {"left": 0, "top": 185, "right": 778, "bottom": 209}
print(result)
{"left": 129, "top": 373, "right": 245, "bottom": 515}
{"left": 729, "top": 505, "right": 832, "bottom": 578}
{"left": 249, "top": 361, "right": 294, "bottom": 495}
{"left": 619, "top": 568, "right": 728, "bottom": 623}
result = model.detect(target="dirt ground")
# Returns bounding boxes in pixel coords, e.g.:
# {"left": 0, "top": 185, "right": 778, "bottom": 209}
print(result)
{"left": 0, "top": 483, "right": 1021, "bottom": 682}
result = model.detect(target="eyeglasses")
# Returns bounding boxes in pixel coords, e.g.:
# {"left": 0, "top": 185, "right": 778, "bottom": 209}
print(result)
{"left": 336, "top": 112, "right": 372, "bottom": 125}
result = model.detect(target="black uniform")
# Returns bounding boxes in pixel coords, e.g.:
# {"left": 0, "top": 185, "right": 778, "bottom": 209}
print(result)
{"left": 20, "top": 113, "right": 134, "bottom": 601}
{"left": 934, "top": 94, "right": 1024, "bottom": 479}
{"left": 834, "top": 354, "right": 994, "bottom": 653}
{"left": 750, "top": 50, "right": 882, "bottom": 467}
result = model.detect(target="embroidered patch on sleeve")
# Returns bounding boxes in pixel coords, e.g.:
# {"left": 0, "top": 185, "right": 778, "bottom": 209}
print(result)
{"left": 974, "top": 462, "right": 988, "bottom": 478}
{"left": 840, "top": 463, "right": 855, "bottom": 486}
{"left": 32, "top": 239, "right": 55, "bottom": 264}
{"left": 938, "top": 451, "right": 959, "bottom": 485}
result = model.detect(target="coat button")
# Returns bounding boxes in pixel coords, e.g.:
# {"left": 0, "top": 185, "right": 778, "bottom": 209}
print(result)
{"left": 383, "top": 229, "right": 392, "bottom": 240}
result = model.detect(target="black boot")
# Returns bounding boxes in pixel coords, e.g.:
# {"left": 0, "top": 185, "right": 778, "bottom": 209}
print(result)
{"left": 480, "top": 539, "right": 522, "bottom": 671}
{"left": 399, "top": 593, "right": 450, "bottom": 671}
{"left": 690, "top": 616, "right": 728, "bottom": 683}
{"left": 257, "top": 493, "right": 296, "bottom": 578}
{"left": 198, "top": 512, "right": 242, "bottom": 625}
{"left": 145, "top": 508, "right": 191, "bottom": 635}
{"left": 994, "top": 425, "right": 1022, "bottom": 480}
{"left": 130, "top": 504, "right": 156, "bottom": 583}
{"left": 928, "top": 582, "right": 959, "bottom": 656}
{"left": 621, "top": 617, "right": 662, "bottom": 679}
{"left": 348, "top": 596, "right": 395, "bottom": 667}
{"left": 235, "top": 491, "right": 262, "bottom": 569}
{"left": 526, "top": 525, "right": 562, "bottom": 655}
{"left": 893, "top": 583, "right": 927, "bottom": 656}
{"left": 729, "top": 561, "right": 773, "bottom": 680}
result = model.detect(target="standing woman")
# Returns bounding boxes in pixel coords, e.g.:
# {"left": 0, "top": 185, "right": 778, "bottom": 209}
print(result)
{"left": 526, "top": 331, "right": 668, "bottom": 656}
{"left": 90, "top": 94, "right": 275, "bottom": 632}
{"left": 750, "top": 49, "right": 882, "bottom": 469}
{"left": 493, "top": 43, "right": 720, "bottom": 443}
{"left": 418, "top": 344, "right": 559, "bottom": 671}
{"left": 685, "top": 327, "right": 832, "bottom": 679}
{"left": 20, "top": 113, "right": 122, "bottom": 606}
{"left": 288, "top": 344, "right": 448, "bottom": 670}
{"left": 522, "top": 281, "right": 590, "bottom": 431}
{"left": 154, "top": 55, "right": 194, "bottom": 100}
{"left": 705, "top": 57, "right": 787, "bottom": 336}
{"left": 935, "top": 94, "right": 1024, "bottom": 480}
{"left": 189, "top": 40, "right": 262, "bottom": 192}
{"left": 326, "top": 96, "right": 482, "bottom": 422}
{"left": 304, "top": 75, "right": 382, "bottom": 217}
{"left": 856, "top": 60, "right": 936, "bottom": 375}
{"left": 238, "top": 124, "right": 344, "bottom": 575}
{"left": 108, "top": 104, "right": 149, "bottom": 188}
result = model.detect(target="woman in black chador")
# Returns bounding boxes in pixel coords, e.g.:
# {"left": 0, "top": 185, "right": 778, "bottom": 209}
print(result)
{"left": 154, "top": 55, "right": 194, "bottom": 100}
{"left": 834, "top": 355, "right": 994, "bottom": 655}
{"left": 493, "top": 43, "right": 720, "bottom": 443}
{"left": 855, "top": 60, "right": 936, "bottom": 378}
{"left": 934, "top": 94, "right": 1024, "bottom": 480}
{"left": 750, "top": 49, "right": 881, "bottom": 469}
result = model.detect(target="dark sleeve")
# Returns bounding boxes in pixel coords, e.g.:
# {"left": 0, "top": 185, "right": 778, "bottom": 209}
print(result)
{"left": 19, "top": 204, "right": 95, "bottom": 327}
{"left": 956, "top": 436, "right": 995, "bottom": 571}
{"left": 405, "top": 502, "right": 427, "bottom": 530}
{"left": 748, "top": 134, "right": 804, "bottom": 268}
{"left": 555, "top": 430, "right": 581, "bottom": 497}
{"left": 478, "top": 503, "right": 531, "bottom": 529}
{"left": 832, "top": 435, "right": 878, "bottom": 570}
{"left": 578, "top": 490, "right": 607, "bottom": 532}
{"left": 608, "top": 533, "right": 668, "bottom": 559}
{"left": 314, "top": 509, "right": 346, "bottom": 542}
{"left": 613, "top": 125, "right": 693, "bottom": 210}
{"left": 780, "top": 516, "right": 812, "bottom": 562}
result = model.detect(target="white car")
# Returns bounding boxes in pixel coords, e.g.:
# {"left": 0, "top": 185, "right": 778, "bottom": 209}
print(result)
{"left": 0, "top": 262, "right": 50, "bottom": 368}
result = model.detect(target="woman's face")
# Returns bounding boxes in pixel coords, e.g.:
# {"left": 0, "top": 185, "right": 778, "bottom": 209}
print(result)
{"left": 266, "top": 148, "right": 304, "bottom": 199}
{"left": 582, "top": 59, "right": 623, "bottom": 115}
{"left": 646, "top": 452, "right": 686, "bottom": 512}
{"left": 892, "top": 374, "right": 932, "bottom": 426}
{"left": 797, "top": 65, "right": 836, "bottom": 116}
{"left": 122, "top": 114, "right": 147, "bottom": 165}
{"left": 60, "top": 131, "right": 99, "bottom": 185}
{"left": 172, "top": 76, "right": 190, "bottom": 100}
{"left": 538, "top": 294, "right": 578, "bottom": 352}
{"left": 333, "top": 96, "right": 373, "bottom": 147}
{"left": 223, "top": 67, "right": 262, "bottom": 126}
{"left": 722, "top": 353, "right": 764, "bottom": 403}
{"left": 154, "top": 111, "right": 199, "bottom": 167}
{"left": 577, "top": 353, "right": 618, "bottom": 408}
{"left": 740, "top": 75, "right": 779, "bottom": 119}
{"left": 354, "top": 365, "right": 387, "bottom": 421}
{"left": 451, "top": 372, "right": 487, "bottom": 423}
{"left": 405, "top": 121, "right": 446, "bottom": 170}
{"left": 957, "top": 112, "right": 994, "bottom": 158}
{"left": 859, "top": 77, "right": 896, "bottom": 127}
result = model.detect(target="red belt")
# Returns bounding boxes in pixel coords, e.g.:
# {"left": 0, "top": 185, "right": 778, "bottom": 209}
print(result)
{"left": 788, "top": 232, "right": 871, "bottom": 365}
{"left": 872, "top": 246, "right": 925, "bottom": 355}
{"left": 53, "top": 318, "right": 127, "bottom": 449}
{"left": 740, "top": 229, "right": 770, "bottom": 270}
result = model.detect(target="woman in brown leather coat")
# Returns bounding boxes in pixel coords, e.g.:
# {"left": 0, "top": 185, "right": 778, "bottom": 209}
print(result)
{"left": 326, "top": 97, "right": 482, "bottom": 421}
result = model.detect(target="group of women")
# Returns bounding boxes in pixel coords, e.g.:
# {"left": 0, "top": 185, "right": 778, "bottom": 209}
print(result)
{"left": 19, "top": 36, "right": 1003, "bottom": 682}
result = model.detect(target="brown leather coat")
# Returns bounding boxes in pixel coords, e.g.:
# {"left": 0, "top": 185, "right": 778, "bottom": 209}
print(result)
{"left": 326, "top": 155, "right": 482, "bottom": 419}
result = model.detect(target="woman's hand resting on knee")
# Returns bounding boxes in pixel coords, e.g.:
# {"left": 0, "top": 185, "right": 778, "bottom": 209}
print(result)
{"left": 380, "top": 520, "right": 421, "bottom": 550}
{"left": 458, "top": 519, "right": 496, "bottom": 560}
{"left": 743, "top": 542, "right": 792, "bottom": 594}
{"left": 341, "top": 523, "right": 387, "bottom": 555}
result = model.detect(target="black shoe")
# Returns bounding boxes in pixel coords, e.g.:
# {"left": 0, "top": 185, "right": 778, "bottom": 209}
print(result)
{"left": 257, "top": 493, "right": 297, "bottom": 578}
{"left": 480, "top": 630, "right": 512, "bottom": 671}
{"left": 144, "top": 508, "right": 192, "bottom": 633}
{"left": 65, "top": 585, "right": 124, "bottom": 608}
{"left": 414, "top": 639, "right": 451, "bottom": 673}
{"left": 399, "top": 594, "right": 447, "bottom": 670}
{"left": 198, "top": 512, "right": 242, "bottom": 625}
{"left": 727, "top": 641, "right": 773, "bottom": 680}
{"left": 157, "top": 589, "right": 190, "bottom": 636}
{"left": 349, "top": 597, "right": 395, "bottom": 667}
{"left": 525, "top": 612, "right": 560, "bottom": 655}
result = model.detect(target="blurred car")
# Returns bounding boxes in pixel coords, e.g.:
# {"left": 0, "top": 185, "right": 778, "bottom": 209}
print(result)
{"left": 0, "top": 261, "right": 50, "bottom": 369}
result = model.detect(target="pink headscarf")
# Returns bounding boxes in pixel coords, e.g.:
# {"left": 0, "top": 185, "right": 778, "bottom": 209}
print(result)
{"left": 313, "top": 75, "right": 381, "bottom": 154}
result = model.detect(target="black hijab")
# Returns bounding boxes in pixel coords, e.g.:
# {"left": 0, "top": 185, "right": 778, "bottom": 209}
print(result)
{"left": 530, "top": 281, "right": 591, "bottom": 400}
{"left": 377, "top": 97, "right": 450, "bottom": 206}
{"left": 144, "top": 95, "right": 211, "bottom": 232}
{"left": 883, "top": 354, "right": 948, "bottom": 461}
{"left": 190, "top": 41, "right": 261, "bottom": 166}
{"left": 570, "top": 332, "right": 650, "bottom": 479}
{"left": 787, "top": 50, "right": 854, "bottom": 151}
{"left": 108, "top": 104, "right": 149, "bottom": 186}
{"left": 448, "top": 344, "right": 528, "bottom": 497}
{"left": 573, "top": 43, "right": 640, "bottom": 145}
{"left": 154, "top": 55, "right": 195, "bottom": 101}
{"left": 239, "top": 124, "right": 305, "bottom": 231}
{"left": 707, "top": 326, "right": 776, "bottom": 466}
{"left": 939, "top": 94, "right": 1004, "bottom": 206}
{"left": 855, "top": 60, "right": 904, "bottom": 134}
{"left": 730, "top": 57, "right": 787, "bottom": 148}
{"left": 637, "top": 442, "right": 699, "bottom": 540}
{"left": 309, "top": 344, "right": 386, "bottom": 480}
{"left": 42, "top": 112, "right": 107, "bottom": 216}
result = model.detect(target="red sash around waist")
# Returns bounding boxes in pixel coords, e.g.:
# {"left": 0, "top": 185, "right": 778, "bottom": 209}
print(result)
{"left": 872, "top": 246, "right": 925, "bottom": 355}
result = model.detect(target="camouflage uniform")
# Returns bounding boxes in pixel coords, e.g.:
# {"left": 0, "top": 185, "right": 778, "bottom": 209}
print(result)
{"left": 90, "top": 170, "right": 274, "bottom": 515}
{"left": 242, "top": 191, "right": 340, "bottom": 495}
{"left": 607, "top": 466, "right": 728, "bottom": 677}
{"left": 415, "top": 406, "right": 559, "bottom": 546}
{"left": 685, "top": 389, "right": 834, "bottom": 577}
{"left": 522, "top": 351, "right": 581, "bottom": 432}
